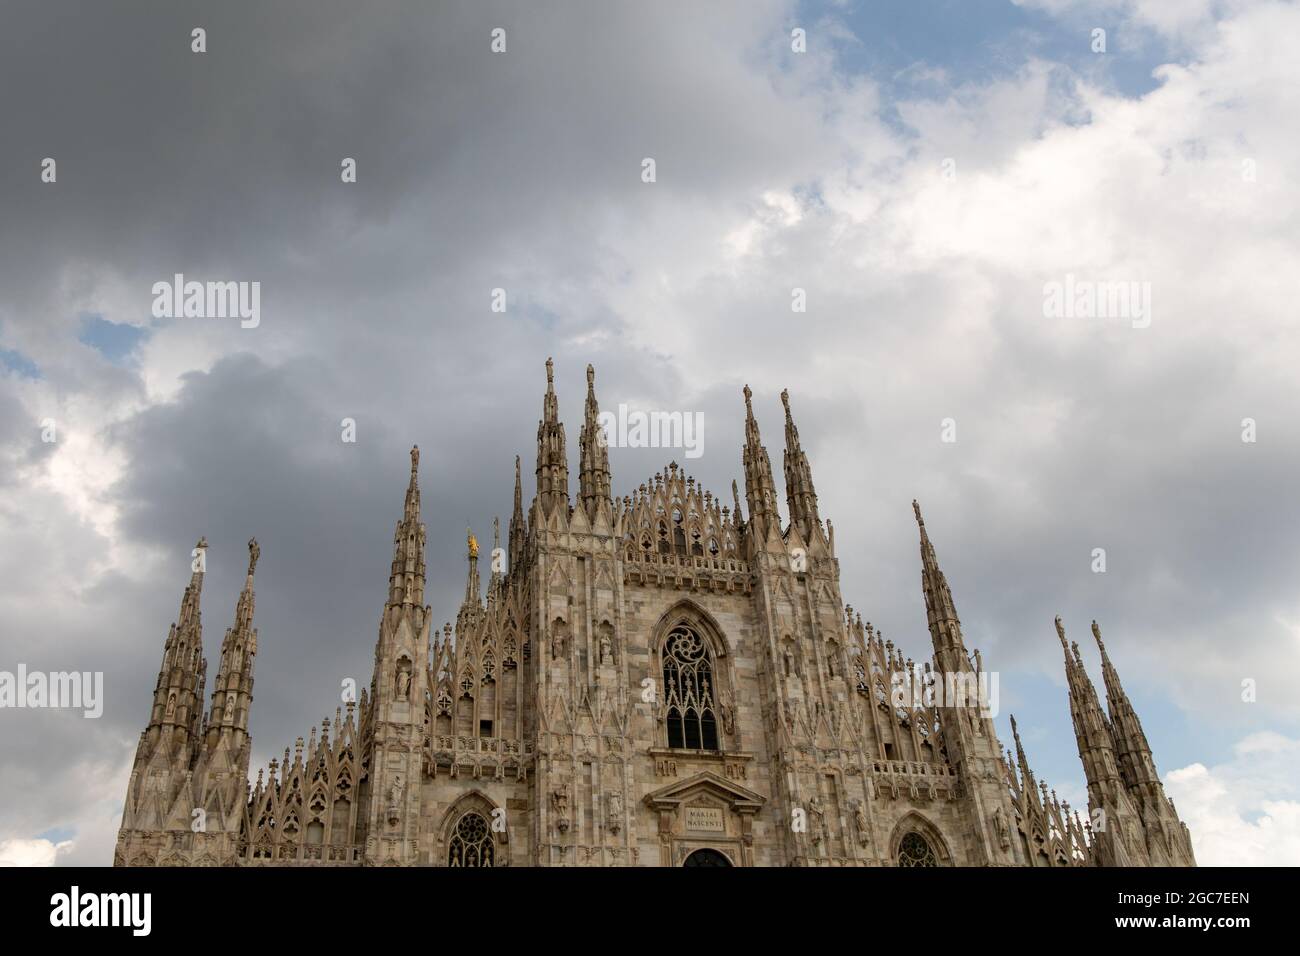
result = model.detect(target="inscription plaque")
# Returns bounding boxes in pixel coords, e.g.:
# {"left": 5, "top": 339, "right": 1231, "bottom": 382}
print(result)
{"left": 685, "top": 806, "right": 725, "bottom": 832}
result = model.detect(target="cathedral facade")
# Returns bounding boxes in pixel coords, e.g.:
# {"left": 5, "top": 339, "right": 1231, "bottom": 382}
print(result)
{"left": 114, "top": 360, "right": 1196, "bottom": 867}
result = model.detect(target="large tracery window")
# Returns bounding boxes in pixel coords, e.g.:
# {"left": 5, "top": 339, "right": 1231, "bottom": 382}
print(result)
{"left": 448, "top": 811, "right": 494, "bottom": 867}
{"left": 897, "top": 832, "right": 938, "bottom": 867}
{"left": 663, "top": 625, "right": 719, "bottom": 750}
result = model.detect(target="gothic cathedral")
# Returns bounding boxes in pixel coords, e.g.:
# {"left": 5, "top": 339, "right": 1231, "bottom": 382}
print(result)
{"left": 114, "top": 360, "right": 1196, "bottom": 867}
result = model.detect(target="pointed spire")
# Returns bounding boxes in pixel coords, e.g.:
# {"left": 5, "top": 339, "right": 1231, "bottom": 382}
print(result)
{"left": 1092, "top": 620, "right": 1161, "bottom": 796}
{"left": 388, "top": 446, "right": 426, "bottom": 608}
{"left": 741, "top": 385, "right": 780, "bottom": 532}
{"left": 578, "top": 362, "right": 612, "bottom": 518}
{"left": 1056, "top": 615, "right": 1125, "bottom": 812}
{"left": 535, "top": 358, "right": 569, "bottom": 516}
{"left": 912, "top": 500, "right": 966, "bottom": 666}
{"left": 490, "top": 516, "right": 502, "bottom": 587}
{"left": 147, "top": 538, "right": 209, "bottom": 740}
{"left": 508, "top": 454, "right": 526, "bottom": 574}
{"left": 1009, "top": 714, "right": 1038, "bottom": 795}
{"left": 464, "top": 526, "right": 481, "bottom": 604}
{"left": 781, "top": 389, "right": 822, "bottom": 541}
{"left": 176, "top": 536, "right": 207, "bottom": 631}
{"left": 207, "top": 538, "right": 260, "bottom": 755}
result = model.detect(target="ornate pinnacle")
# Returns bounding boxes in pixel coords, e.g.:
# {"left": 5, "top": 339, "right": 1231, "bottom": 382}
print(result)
{"left": 247, "top": 538, "right": 260, "bottom": 577}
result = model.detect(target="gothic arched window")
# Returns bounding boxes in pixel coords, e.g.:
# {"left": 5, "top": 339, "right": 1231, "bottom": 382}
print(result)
{"left": 662, "top": 625, "right": 719, "bottom": 750}
{"left": 897, "top": 832, "right": 937, "bottom": 867}
{"left": 448, "top": 811, "right": 494, "bottom": 867}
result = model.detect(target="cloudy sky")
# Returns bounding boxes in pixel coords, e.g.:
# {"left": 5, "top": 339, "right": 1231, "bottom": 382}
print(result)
{"left": 1, "top": 0, "right": 1297, "bottom": 867}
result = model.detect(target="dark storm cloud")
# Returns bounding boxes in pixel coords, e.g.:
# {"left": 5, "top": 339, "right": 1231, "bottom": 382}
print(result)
{"left": 1, "top": 0, "right": 1298, "bottom": 865}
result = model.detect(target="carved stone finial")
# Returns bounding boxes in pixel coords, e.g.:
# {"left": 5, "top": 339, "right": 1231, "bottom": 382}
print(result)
{"left": 742, "top": 383, "right": 753, "bottom": 410}
{"left": 410, "top": 445, "right": 419, "bottom": 473}
{"left": 545, "top": 356, "right": 554, "bottom": 385}
{"left": 912, "top": 499, "right": 924, "bottom": 527}
{"left": 1054, "top": 615, "right": 1067, "bottom": 646}
{"left": 247, "top": 538, "right": 260, "bottom": 576}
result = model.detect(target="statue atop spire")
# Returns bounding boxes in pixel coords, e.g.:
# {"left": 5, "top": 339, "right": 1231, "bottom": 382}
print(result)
{"left": 536, "top": 359, "right": 569, "bottom": 515}
{"left": 578, "top": 362, "right": 612, "bottom": 518}
{"left": 388, "top": 447, "right": 426, "bottom": 608}
{"left": 467, "top": 527, "right": 479, "bottom": 560}
{"left": 247, "top": 537, "right": 260, "bottom": 577}
{"left": 781, "top": 388, "right": 821, "bottom": 540}
{"left": 740, "top": 384, "right": 779, "bottom": 531}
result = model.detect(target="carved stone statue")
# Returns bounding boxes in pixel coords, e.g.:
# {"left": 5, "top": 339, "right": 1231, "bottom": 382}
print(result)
{"left": 606, "top": 791, "right": 623, "bottom": 834}
{"left": 165, "top": 693, "right": 177, "bottom": 718}
{"left": 386, "top": 774, "right": 404, "bottom": 826}
{"left": 552, "top": 781, "right": 571, "bottom": 832}
{"left": 851, "top": 799, "right": 869, "bottom": 847}
{"left": 808, "top": 795, "right": 826, "bottom": 845}
{"left": 719, "top": 695, "right": 735, "bottom": 736}
{"left": 551, "top": 625, "right": 565, "bottom": 660}
{"left": 599, "top": 629, "right": 612, "bottom": 665}
{"left": 396, "top": 666, "right": 411, "bottom": 701}
{"left": 993, "top": 806, "right": 1011, "bottom": 849}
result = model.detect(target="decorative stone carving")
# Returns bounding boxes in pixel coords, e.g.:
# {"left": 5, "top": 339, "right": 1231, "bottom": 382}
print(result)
{"left": 994, "top": 806, "right": 1011, "bottom": 849}
{"left": 606, "top": 791, "right": 623, "bottom": 834}
{"left": 808, "top": 795, "right": 826, "bottom": 846}
{"left": 851, "top": 799, "right": 869, "bottom": 847}
{"left": 386, "top": 774, "right": 404, "bottom": 826}
{"left": 551, "top": 781, "right": 571, "bottom": 833}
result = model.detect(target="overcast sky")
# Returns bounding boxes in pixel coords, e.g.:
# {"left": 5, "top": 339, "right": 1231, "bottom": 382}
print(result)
{"left": 1, "top": 0, "right": 1298, "bottom": 866}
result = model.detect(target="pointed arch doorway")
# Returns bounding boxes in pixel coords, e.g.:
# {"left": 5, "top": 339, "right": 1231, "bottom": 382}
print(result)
{"left": 682, "top": 847, "right": 733, "bottom": 867}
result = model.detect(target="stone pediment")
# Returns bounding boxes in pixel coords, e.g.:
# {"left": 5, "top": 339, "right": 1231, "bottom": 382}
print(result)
{"left": 642, "top": 770, "right": 765, "bottom": 815}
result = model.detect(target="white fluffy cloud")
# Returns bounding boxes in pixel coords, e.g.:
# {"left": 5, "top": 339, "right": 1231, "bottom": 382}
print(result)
{"left": 1166, "top": 732, "right": 1300, "bottom": 865}
{"left": 0, "top": 838, "right": 72, "bottom": 867}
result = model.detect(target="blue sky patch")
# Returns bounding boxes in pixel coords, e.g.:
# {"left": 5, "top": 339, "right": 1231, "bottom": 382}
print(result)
{"left": 78, "top": 314, "right": 150, "bottom": 365}
{"left": 0, "top": 347, "right": 41, "bottom": 379}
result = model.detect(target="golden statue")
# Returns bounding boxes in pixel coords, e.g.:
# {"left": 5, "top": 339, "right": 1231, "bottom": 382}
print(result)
{"left": 467, "top": 527, "right": 478, "bottom": 559}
